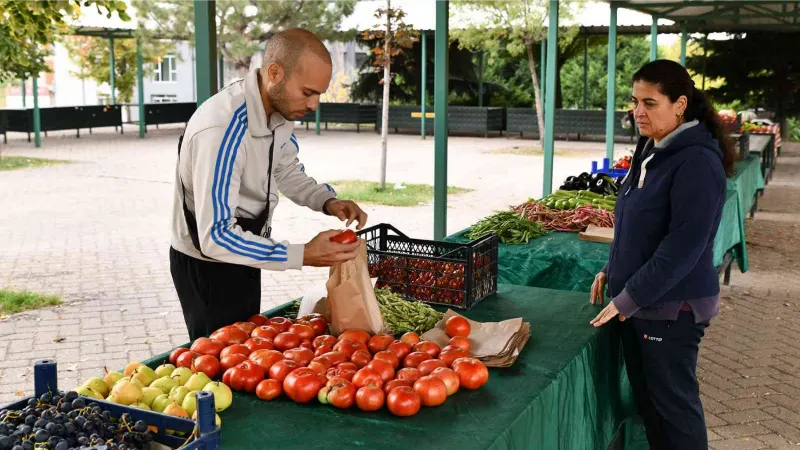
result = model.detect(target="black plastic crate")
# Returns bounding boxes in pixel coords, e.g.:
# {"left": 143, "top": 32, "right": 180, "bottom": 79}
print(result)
{"left": 356, "top": 224, "right": 498, "bottom": 309}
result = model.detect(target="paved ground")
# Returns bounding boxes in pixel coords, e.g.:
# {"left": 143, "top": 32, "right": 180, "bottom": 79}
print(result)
{"left": 0, "top": 126, "right": 798, "bottom": 448}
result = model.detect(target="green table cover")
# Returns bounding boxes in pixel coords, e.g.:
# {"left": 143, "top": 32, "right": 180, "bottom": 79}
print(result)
{"left": 712, "top": 190, "right": 744, "bottom": 270}
{"left": 725, "top": 155, "right": 765, "bottom": 271}
{"left": 143, "top": 284, "right": 645, "bottom": 450}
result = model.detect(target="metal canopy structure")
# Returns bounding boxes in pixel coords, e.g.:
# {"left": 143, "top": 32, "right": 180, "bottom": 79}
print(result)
{"left": 610, "top": 0, "right": 800, "bottom": 32}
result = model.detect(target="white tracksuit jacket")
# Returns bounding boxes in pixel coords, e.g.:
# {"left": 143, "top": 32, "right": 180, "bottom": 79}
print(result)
{"left": 169, "top": 68, "right": 336, "bottom": 271}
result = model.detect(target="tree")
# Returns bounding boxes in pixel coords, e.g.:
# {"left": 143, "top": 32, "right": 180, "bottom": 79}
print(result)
{"left": 0, "top": 0, "right": 130, "bottom": 81}
{"left": 686, "top": 32, "right": 800, "bottom": 120}
{"left": 132, "top": 0, "right": 357, "bottom": 77}
{"left": 560, "top": 36, "right": 650, "bottom": 110}
{"left": 361, "top": 1, "right": 418, "bottom": 190}
{"left": 451, "top": 0, "right": 582, "bottom": 145}
{"left": 63, "top": 35, "right": 171, "bottom": 103}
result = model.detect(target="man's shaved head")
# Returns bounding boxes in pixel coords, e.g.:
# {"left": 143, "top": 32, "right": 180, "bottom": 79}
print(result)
{"left": 261, "top": 28, "right": 332, "bottom": 78}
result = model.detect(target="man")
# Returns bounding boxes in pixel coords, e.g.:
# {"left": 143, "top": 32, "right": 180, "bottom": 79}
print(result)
{"left": 170, "top": 28, "right": 368, "bottom": 340}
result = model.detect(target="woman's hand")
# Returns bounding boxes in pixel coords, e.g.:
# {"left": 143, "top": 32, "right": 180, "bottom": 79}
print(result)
{"left": 590, "top": 272, "right": 607, "bottom": 305}
{"left": 590, "top": 302, "right": 627, "bottom": 328}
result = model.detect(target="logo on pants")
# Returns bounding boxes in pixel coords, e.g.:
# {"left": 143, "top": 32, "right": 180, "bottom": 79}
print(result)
{"left": 643, "top": 333, "right": 662, "bottom": 342}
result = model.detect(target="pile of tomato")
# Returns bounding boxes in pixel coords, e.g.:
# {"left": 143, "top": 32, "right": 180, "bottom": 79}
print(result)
{"left": 174, "top": 312, "right": 489, "bottom": 417}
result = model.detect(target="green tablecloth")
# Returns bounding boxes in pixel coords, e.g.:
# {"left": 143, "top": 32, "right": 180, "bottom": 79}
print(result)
{"left": 143, "top": 284, "right": 645, "bottom": 450}
{"left": 712, "top": 190, "right": 744, "bottom": 271}
{"left": 726, "top": 155, "right": 765, "bottom": 271}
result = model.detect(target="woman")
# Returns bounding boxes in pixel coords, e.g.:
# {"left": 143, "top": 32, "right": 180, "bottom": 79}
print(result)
{"left": 589, "top": 59, "right": 735, "bottom": 450}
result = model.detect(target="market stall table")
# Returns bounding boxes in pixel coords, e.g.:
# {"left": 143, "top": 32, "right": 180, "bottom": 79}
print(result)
{"left": 143, "top": 284, "right": 644, "bottom": 450}
{"left": 748, "top": 133, "right": 775, "bottom": 185}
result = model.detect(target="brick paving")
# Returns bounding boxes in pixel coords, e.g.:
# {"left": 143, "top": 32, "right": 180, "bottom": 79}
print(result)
{"left": 1, "top": 126, "right": 799, "bottom": 448}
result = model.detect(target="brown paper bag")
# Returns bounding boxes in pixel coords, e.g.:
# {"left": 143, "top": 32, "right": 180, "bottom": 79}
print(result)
{"left": 325, "top": 239, "right": 388, "bottom": 336}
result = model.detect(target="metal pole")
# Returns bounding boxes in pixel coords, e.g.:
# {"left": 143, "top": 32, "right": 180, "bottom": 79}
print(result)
{"left": 109, "top": 36, "right": 116, "bottom": 104}
{"left": 33, "top": 76, "right": 41, "bottom": 148}
{"left": 680, "top": 22, "right": 688, "bottom": 66}
{"left": 433, "top": 1, "right": 449, "bottom": 240}
{"left": 650, "top": 16, "right": 658, "bottom": 61}
{"left": 583, "top": 34, "right": 589, "bottom": 110}
{"left": 315, "top": 104, "right": 321, "bottom": 135}
{"left": 21, "top": 78, "right": 26, "bottom": 108}
{"left": 218, "top": 52, "right": 224, "bottom": 90}
{"left": 137, "top": 39, "right": 145, "bottom": 138}
{"left": 477, "top": 51, "right": 484, "bottom": 107}
{"left": 421, "top": 31, "right": 427, "bottom": 139}
{"left": 542, "top": 0, "right": 559, "bottom": 197}
{"left": 193, "top": 0, "right": 218, "bottom": 105}
{"left": 702, "top": 33, "right": 708, "bottom": 90}
{"left": 605, "top": 4, "right": 618, "bottom": 160}
{"left": 540, "top": 38, "right": 546, "bottom": 107}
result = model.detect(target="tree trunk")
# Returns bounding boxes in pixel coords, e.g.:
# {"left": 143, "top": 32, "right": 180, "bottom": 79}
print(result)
{"left": 526, "top": 41, "right": 545, "bottom": 147}
{"left": 379, "top": 0, "right": 391, "bottom": 190}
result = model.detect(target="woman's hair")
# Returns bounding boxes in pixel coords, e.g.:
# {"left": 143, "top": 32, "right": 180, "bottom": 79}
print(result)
{"left": 632, "top": 59, "right": 735, "bottom": 175}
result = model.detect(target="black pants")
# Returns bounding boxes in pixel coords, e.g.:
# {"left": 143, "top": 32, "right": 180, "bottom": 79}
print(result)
{"left": 169, "top": 246, "right": 261, "bottom": 341}
{"left": 621, "top": 310, "right": 709, "bottom": 450}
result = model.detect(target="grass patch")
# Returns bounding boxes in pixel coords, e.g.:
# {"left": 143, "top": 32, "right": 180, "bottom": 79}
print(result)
{"left": 0, "top": 156, "right": 70, "bottom": 171}
{"left": 0, "top": 289, "right": 62, "bottom": 316}
{"left": 328, "top": 180, "right": 472, "bottom": 207}
{"left": 488, "top": 146, "right": 586, "bottom": 157}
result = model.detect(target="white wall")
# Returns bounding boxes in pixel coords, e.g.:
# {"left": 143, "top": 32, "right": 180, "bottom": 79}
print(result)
{"left": 53, "top": 42, "right": 102, "bottom": 107}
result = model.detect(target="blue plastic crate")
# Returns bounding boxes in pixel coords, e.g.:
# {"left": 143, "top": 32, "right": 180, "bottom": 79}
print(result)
{"left": 590, "top": 158, "right": 629, "bottom": 178}
{"left": 0, "top": 360, "right": 221, "bottom": 449}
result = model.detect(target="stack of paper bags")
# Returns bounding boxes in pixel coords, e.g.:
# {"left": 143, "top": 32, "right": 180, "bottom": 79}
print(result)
{"left": 421, "top": 309, "right": 531, "bottom": 368}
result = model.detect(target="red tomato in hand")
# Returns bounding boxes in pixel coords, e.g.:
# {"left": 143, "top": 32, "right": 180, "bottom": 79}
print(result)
{"left": 190, "top": 338, "right": 226, "bottom": 359}
{"left": 431, "top": 367, "right": 460, "bottom": 396}
{"left": 226, "top": 360, "right": 265, "bottom": 392}
{"left": 417, "top": 359, "right": 447, "bottom": 376}
{"left": 318, "top": 378, "right": 356, "bottom": 409}
{"left": 330, "top": 229, "right": 358, "bottom": 244}
{"left": 313, "top": 335, "right": 336, "bottom": 350}
{"left": 251, "top": 325, "right": 279, "bottom": 341}
{"left": 192, "top": 355, "right": 221, "bottom": 379}
{"left": 274, "top": 332, "right": 301, "bottom": 351}
{"left": 445, "top": 316, "right": 471, "bottom": 338}
{"left": 368, "top": 334, "right": 394, "bottom": 354}
{"left": 386, "top": 386, "right": 421, "bottom": 417}
{"left": 356, "top": 385, "right": 385, "bottom": 411}
{"left": 268, "top": 359, "right": 301, "bottom": 383}
{"left": 170, "top": 348, "right": 190, "bottom": 366}
{"left": 413, "top": 375, "right": 447, "bottom": 407}
{"left": 244, "top": 337, "right": 274, "bottom": 353}
{"left": 352, "top": 367, "right": 384, "bottom": 389}
{"left": 451, "top": 357, "right": 489, "bottom": 390}
{"left": 413, "top": 341, "right": 441, "bottom": 358}
{"left": 220, "top": 344, "right": 250, "bottom": 360}
{"left": 210, "top": 325, "right": 250, "bottom": 346}
{"left": 220, "top": 353, "right": 248, "bottom": 372}
{"left": 249, "top": 349, "right": 284, "bottom": 373}
{"left": 256, "top": 379, "right": 282, "bottom": 401}
{"left": 283, "top": 368, "right": 326, "bottom": 403}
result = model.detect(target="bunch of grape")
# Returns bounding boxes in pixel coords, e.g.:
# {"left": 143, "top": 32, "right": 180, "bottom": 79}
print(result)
{"left": 0, "top": 391, "right": 155, "bottom": 450}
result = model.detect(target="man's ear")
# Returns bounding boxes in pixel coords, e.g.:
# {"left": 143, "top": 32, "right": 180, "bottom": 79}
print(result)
{"left": 266, "top": 63, "right": 285, "bottom": 84}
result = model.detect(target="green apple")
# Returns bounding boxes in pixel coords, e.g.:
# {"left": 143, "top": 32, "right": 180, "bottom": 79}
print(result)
{"left": 184, "top": 373, "right": 211, "bottom": 392}
{"left": 132, "top": 366, "right": 157, "bottom": 387}
{"left": 83, "top": 377, "right": 109, "bottom": 397}
{"left": 150, "top": 377, "right": 178, "bottom": 395}
{"left": 202, "top": 382, "right": 233, "bottom": 412}
{"left": 141, "top": 386, "right": 162, "bottom": 407}
{"left": 109, "top": 380, "right": 143, "bottom": 406}
{"left": 170, "top": 367, "right": 192, "bottom": 386}
{"left": 103, "top": 371, "right": 124, "bottom": 390}
{"left": 152, "top": 394, "right": 171, "bottom": 413}
{"left": 181, "top": 391, "right": 198, "bottom": 417}
{"left": 168, "top": 386, "right": 190, "bottom": 405}
{"left": 154, "top": 364, "right": 176, "bottom": 379}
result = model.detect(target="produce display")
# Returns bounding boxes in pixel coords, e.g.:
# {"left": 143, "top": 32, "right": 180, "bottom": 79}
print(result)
{"left": 465, "top": 211, "right": 546, "bottom": 244}
{"left": 375, "top": 287, "right": 444, "bottom": 334}
{"left": 512, "top": 202, "right": 615, "bottom": 232}
{"left": 738, "top": 121, "right": 772, "bottom": 134}
{"left": 534, "top": 189, "right": 617, "bottom": 212}
{"left": 612, "top": 155, "right": 631, "bottom": 170}
{"left": 0, "top": 391, "right": 156, "bottom": 450}
{"left": 558, "top": 172, "right": 622, "bottom": 196}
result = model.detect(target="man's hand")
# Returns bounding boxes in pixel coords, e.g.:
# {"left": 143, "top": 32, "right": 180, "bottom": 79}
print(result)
{"left": 589, "top": 301, "right": 627, "bottom": 328}
{"left": 303, "top": 230, "right": 361, "bottom": 267}
{"left": 323, "top": 199, "right": 368, "bottom": 230}
{"left": 590, "top": 272, "right": 608, "bottom": 305}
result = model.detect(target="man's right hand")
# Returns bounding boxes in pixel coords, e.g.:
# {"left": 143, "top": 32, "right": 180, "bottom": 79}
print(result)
{"left": 303, "top": 230, "right": 361, "bottom": 267}
{"left": 590, "top": 272, "right": 607, "bottom": 305}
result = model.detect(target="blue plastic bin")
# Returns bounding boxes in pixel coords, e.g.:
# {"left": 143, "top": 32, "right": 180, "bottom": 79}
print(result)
{"left": 591, "top": 158, "right": 629, "bottom": 178}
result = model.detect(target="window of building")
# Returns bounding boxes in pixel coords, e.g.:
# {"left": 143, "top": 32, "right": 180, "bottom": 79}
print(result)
{"left": 154, "top": 54, "right": 177, "bottom": 82}
{"left": 151, "top": 94, "right": 178, "bottom": 103}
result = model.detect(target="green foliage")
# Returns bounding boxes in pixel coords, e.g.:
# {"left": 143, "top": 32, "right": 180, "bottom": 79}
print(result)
{"left": 361, "top": 3, "right": 418, "bottom": 78}
{"left": 63, "top": 36, "right": 171, "bottom": 103}
{"left": 0, "top": 0, "right": 130, "bottom": 81}
{"left": 560, "top": 36, "right": 650, "bottom": 110}
{"left": 787, "top": 117, "right": 800, "bottom": 142}
{"left": 132, "top": 0, "right": 357, "bottom": 75}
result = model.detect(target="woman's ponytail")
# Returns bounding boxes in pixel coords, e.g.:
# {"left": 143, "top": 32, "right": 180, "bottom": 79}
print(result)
{"left": 687, "top": 87, "right": 736, "bottom": 176}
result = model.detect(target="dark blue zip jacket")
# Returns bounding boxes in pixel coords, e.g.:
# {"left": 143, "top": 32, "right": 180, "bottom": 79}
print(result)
{"left": 607, "top": 122, "right": 726, "bottom": 319}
